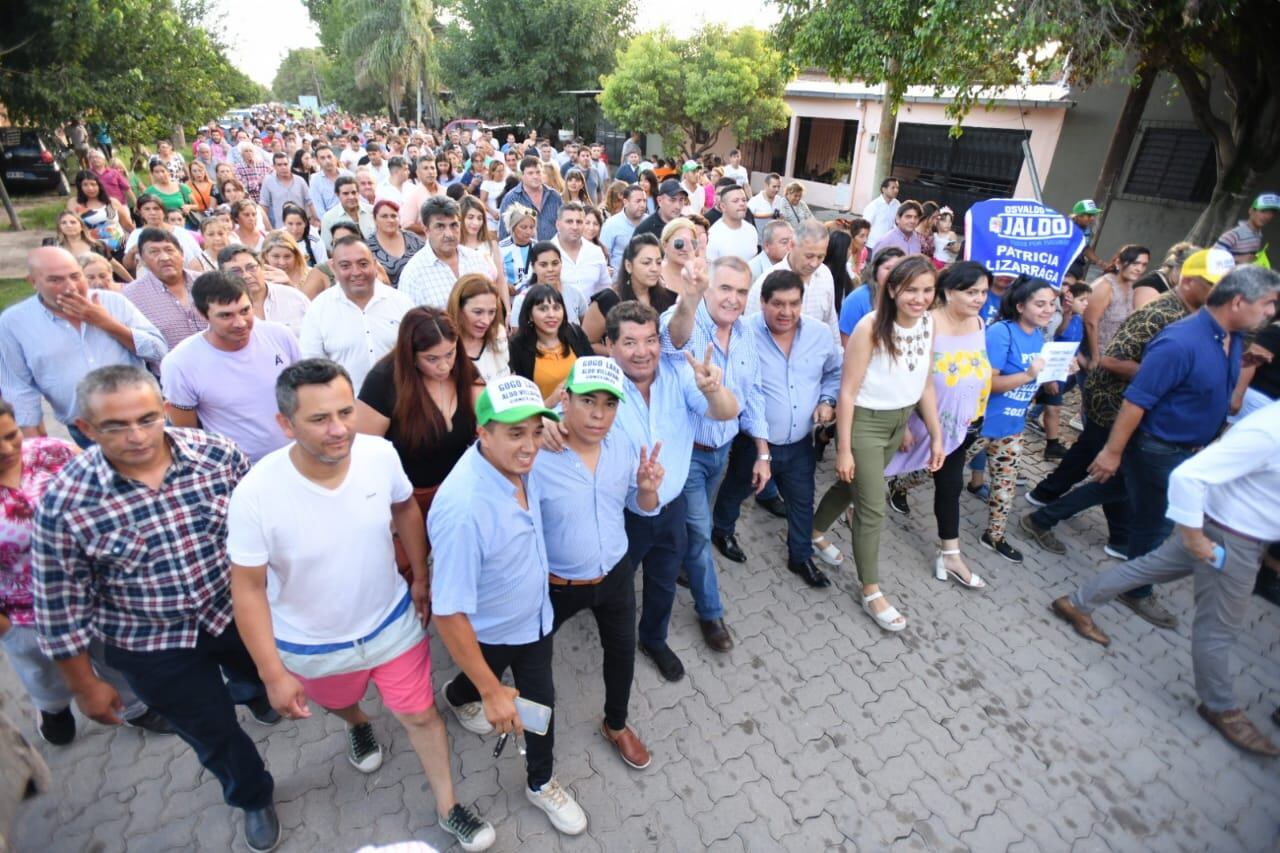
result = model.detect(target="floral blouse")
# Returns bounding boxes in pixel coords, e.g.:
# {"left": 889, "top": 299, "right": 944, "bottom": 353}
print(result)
{"left": 0, "top": 438, "right": 76, "bottom": 626}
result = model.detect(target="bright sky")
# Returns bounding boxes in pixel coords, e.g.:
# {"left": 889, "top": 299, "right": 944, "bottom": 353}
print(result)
{"left": 215, "top": 0, "right": 780, "bottom": 88}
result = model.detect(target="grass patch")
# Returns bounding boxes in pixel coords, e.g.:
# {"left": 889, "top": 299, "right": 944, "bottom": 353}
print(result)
{"left": 4, "top": 199, "right": 67, "bottom": 232}
{"left": 0, "top": 278, "right": 31, "bottom": 312}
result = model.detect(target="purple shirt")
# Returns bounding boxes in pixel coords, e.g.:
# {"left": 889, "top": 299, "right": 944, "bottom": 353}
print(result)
{"left": 160, "top": 322, "right": 301, "bottom": 462}
{"left": 873, "top": 227, "right": 923, "bottom": 256}
{"left": 94, "top": 168, "right": 132, "bottom": 206}
{"left": 123, "top": 269, "right": 207, "bottom": 353}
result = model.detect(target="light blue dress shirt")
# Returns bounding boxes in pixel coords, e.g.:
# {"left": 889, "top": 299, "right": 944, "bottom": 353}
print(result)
{"left": 748, "top": 313, "right": 842, "bottom": 445}
{"left": 599, "top": 212, "right": 639, "bottom": 271}
{"left": 532, "top": 433, "right": 653, "bottom": 581}
{"left": 659, "top": 300, "right": 764, "bottom": 448}
{"left": 610, "top": 357, "right": 709, "bottom": 511}
{"left": 429, "top": 444, "right": 554, "bottom": 645}
{"left": 0, "top": 293, "right": 168, "bottom": 427}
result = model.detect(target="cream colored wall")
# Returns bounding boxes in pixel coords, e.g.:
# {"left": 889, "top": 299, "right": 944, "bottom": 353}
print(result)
{"left": 711, "top": 96, "right": 1070, "bottom": 212}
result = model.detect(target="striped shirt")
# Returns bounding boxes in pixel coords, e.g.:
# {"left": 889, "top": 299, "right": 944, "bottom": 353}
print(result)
{"left": 123, "top": 270, "right": 208, "bottom": 353}
{"left": 33, "top": 429, "right": 250, "bottom": 658}
{"left": 660, "top": 300, "right": 767, "bottom": 448}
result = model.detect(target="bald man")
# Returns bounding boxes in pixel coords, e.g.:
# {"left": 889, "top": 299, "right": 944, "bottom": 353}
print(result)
{"left": 0, "top": 247, "right": 167, "bottom": 445}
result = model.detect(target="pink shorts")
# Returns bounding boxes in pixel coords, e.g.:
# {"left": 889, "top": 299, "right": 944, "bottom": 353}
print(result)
{"left": 292, "top": 639, "right": 435, "bottom": 715}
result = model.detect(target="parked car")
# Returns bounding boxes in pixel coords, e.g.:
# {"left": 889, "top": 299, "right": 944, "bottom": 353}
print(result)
{"left": 0, "top": 128, "right": 66, "bottom": 193}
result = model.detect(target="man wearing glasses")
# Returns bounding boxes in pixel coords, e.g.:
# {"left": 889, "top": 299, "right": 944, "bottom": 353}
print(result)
{"left": 33, "top": 364, "right": 284, "bottom": 853}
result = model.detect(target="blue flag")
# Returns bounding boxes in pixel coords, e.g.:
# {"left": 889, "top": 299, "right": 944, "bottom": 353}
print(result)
{"left": 964, "top": 199, "right": 1086, "bottom": 287}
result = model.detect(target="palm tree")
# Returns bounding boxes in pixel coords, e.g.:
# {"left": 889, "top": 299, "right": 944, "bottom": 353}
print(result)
{"left": 340, "top": 0, "right": 439, "bottom": 122}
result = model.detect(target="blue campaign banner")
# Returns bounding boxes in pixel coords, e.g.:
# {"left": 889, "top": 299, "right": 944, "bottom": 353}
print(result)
{"left": 964, "top": 198, "right": 1086, "bottom": 287}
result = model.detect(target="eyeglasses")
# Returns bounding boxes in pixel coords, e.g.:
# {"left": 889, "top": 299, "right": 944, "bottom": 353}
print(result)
{"left": 94, "top": 414, "right": 166, "bottom": 436}
{"left": 223, "top": 262, "right": 260, "bottom": 277}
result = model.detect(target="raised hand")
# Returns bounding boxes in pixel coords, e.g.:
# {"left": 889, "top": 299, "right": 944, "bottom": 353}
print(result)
{"left": 685, "top": 344, "right": 723, "bottom": 395}
{"left": 637, "top": 442, "right": 665, "bottom": 493}
{"left": 55, "top": 289, "right": 111, "bottom": 327}
{"left": 679, "top": 255, "right": 710, "bottom": 301}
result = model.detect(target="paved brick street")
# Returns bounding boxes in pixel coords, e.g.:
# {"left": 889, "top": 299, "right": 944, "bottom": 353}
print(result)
{"left": 7, "top": 431, "right": 1280, "bottom": 852}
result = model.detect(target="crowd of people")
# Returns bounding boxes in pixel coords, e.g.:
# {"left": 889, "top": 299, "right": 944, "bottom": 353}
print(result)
{"left": 2, "top": 108, "right": 1279, "bottom": 851}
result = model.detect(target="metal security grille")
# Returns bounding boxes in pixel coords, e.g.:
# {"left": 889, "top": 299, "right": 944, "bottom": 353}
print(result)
{"left": 891, "top": 123, "right": 1028, "bottom": 218}
{"left": 1122, "top": 125, "right": 1215, "bottom": 204}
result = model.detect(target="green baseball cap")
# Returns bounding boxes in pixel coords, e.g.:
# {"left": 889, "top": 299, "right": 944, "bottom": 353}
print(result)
{"left": 565, "top": 356, "right": 626, "bottom": 400}
{"left": 1252, "top": 192, "right": 1280, "bottom": 211}
{"left": 1072, "top": 199, "right": 1103, "bottom": 216}
{"left": 475, "top": 376, "right": 560, "bottom": 426}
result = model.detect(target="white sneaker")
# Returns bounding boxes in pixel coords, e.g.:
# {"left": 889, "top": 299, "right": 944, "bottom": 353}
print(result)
{"left": 441, "top": 678, "right": 494, "bottom": 736}
{"left": 526, "top": 777, "right": 588, "bottom": 835}
{"left": 346, "top": 722, "right": 383, "bottom": 773}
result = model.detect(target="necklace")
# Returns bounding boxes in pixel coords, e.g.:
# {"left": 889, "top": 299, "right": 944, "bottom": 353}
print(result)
{"left": 894, "top": 313, "right": 931, "bottom": 372}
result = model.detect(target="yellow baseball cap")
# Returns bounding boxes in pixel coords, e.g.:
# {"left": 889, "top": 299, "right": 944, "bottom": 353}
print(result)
{"left": 1180, "top": 248, "right": 1235, "bottom": 284}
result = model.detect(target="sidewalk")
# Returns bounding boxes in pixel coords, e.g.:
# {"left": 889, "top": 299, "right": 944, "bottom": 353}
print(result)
{"left": 8, "top": 429, "right": 1279, "bottom": 851}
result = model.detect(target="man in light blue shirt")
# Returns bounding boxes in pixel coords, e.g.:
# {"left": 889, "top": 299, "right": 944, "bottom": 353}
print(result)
{"left": 0, "top": 247, "right": 167, "bottom": 445}
{"left": 430, "top": 376, "right": 588, "bottom": 836}
{"left": 713, "top": 270, "right": 842, "bottom": 588}
{"left": 661, "top": 256, "right": 769, "bottom": 654}
{"left": 599, "top": 185, "right": 647, "bottom": 270}
{"left": 591, "top": 296, "right": 737, "bottom": 681}
{"left": 532, "top": 358, "right": 663, "bottom": 771}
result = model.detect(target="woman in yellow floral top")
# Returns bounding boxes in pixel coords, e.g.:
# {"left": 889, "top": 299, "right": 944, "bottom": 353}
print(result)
{"left": 885, "top": 262, "right": 993, "bottom": 588}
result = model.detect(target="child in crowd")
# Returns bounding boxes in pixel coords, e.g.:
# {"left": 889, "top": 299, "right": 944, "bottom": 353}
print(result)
{"left": 1030, "top": 281, "right": 1091, "bottom": 458}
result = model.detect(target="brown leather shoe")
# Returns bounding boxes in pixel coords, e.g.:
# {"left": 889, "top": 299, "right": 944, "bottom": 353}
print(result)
{"left": 699, "top": 618, "right": 734, "bottom": 652}
{"left": 1198, "top": 705, "right": 1280, "bottom": 757}
{"left": 1050, "top": 596, "right": 1110, "bottom": 646}
{"left": 600, "top": 721, "right": 652, "bottom": 769}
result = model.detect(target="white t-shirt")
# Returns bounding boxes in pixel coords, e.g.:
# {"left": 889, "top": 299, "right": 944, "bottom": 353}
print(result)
{"left": 863, "top": 195, "right": 901, "bottom": 248}
{"left": 706, "top": 218, "right": 759, "bottom": 262}
{"left": 227, "top": 434, "right": 414, "bottom": 646}
{"left": 748, "top": 191, "right": 780, "bottom": 241}
{"left": 339, "top": 147, "right": 364, "bottom": 172}
{"left": 723, "top": 164, "right": 749, "bottom": 187}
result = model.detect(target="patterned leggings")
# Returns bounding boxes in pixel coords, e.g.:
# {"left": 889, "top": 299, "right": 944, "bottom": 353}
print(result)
{"left": 965, "top": 433, "right": 1023, "bottom": 542}
{"left": 890, "top": 435, "right": 1023, "bottom": 542}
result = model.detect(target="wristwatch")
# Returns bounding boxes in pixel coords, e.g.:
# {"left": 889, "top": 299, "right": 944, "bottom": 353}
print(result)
{"left": 757, "top": 454, "right": 772, "bottom": 462}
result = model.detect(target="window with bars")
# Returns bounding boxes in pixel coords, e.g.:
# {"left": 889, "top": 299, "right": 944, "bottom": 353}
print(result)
{"left": 1122, "top": 126, "right": 1216, "bottom": 203}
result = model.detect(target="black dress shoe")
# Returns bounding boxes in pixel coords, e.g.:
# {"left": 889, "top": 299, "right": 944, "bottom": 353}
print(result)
{"left": 788, "top": 559, "right": 831, "bottom": 588}
{"left": 640, "top": 643, "right": 685, "bottom": 681}
{"left": 37, "top": 707, "right": 75, "bottom": 746}
{"left": 125, "top": 708, "right": 176, "bottom": 735}
{"left": 699, "top": 618, "right": 734, "bottom": 652}
{"left": 243, "top": 804, "right": 281, "bottom": 853}
{"left": 712, "top": 532, "right": 747, "bottom": 563}
{"left": 755, "top": 495, "right": 787, "bottom": 518}
{"left": 246, "top": 696, "right": 282, "bottom": 726}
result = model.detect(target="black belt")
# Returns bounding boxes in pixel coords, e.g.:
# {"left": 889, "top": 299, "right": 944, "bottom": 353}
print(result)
{"left": 1207, "top": 516, "right": 1266, "bottom": 545}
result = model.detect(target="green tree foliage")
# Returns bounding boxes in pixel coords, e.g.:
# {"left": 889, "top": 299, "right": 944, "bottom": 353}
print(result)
{"left": 1024, "top": 0, "right": 1278, "bottom": 243}
{"left": 773, "top": 0, "right": 1052, "bottom": 186}
{"left": 0, "top": 0, "right": 264, "bottom": 144}
{"left": 338, "top": 0, "right": 440, "bottom": 122}
{"left": 272, "top": 47, "right": 330, "bottom": 103}
{"left": 599, "top": 26, "right": 790, "bottom": 161}
{"left": 440, "top": 0, "right": 635, "bottom": 128}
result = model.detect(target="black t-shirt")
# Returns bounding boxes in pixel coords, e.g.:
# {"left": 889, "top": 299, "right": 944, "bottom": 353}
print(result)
{"left": 1133, "top": 270, "right": 1171, "bottom": 299}
{"left": 633, "top": 211, "right": 668, "bottom": 240}
{"left": 358, "top": 359, "right": 475, "bottom": 488}
{"left": 1249, "top": 322, "right": 1280, "bottom": 400}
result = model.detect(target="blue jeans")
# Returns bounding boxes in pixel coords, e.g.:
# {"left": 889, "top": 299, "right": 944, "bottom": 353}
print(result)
{"left": 626, "top": 495, "right": 689, "bottom": 649}
{"left": 714, "top": 434, "right": 815, "bottom": 564}
{"left": 1117, "top": 431, "right": 1197, "bottom": 599}
{"left": 103, "top": 623, "right": 273, "bottom": 810}
{"left": 681, "top": 444, "right": 729, "bottom": 622}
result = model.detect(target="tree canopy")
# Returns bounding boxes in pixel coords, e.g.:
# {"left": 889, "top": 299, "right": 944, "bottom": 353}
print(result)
{"left": 598, "top": 27, "right": 790, "bottom": 161}
{"left": 0, "top": 0, "right": 266, "bottom": 144}
{"left": 773, "top": 0, "right": 1053, "bottom": 186}
{"left": 439, "top": 0, "right": 635, "bottom": 128}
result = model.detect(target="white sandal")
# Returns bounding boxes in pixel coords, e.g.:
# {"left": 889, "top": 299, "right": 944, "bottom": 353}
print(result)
{"left": 862, "top": 591, "right": 906, "bottom": 632}
{"left": 934, "top": 549, "right": 986, "bottom": 589}
{"left": 812, "top": 535, "right": 844, "bottom": 566}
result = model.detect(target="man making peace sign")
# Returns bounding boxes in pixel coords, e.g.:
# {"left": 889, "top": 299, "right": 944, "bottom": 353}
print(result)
{"left": 601, "top": 286, "right": 739, "bottom": 682}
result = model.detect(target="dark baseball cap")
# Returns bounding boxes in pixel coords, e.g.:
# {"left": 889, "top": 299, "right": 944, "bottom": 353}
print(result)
{"left": 659, "top": 179, "right": 689, "bottom": 199}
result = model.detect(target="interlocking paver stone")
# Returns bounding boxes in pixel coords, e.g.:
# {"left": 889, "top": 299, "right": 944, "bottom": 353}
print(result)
{"left": 7, "top": 421, "right": 1278, "bottom": 852}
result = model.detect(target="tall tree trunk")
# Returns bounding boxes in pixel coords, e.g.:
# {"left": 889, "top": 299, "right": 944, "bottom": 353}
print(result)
{"left": 874, "top": 63, "right": 902, "bottom": 189}
{"left": 1186, "top": 172, "right": 1263, "bottom": 247}
{"left": 1092, "top": 64, "right": 1156, "bottom": 237}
